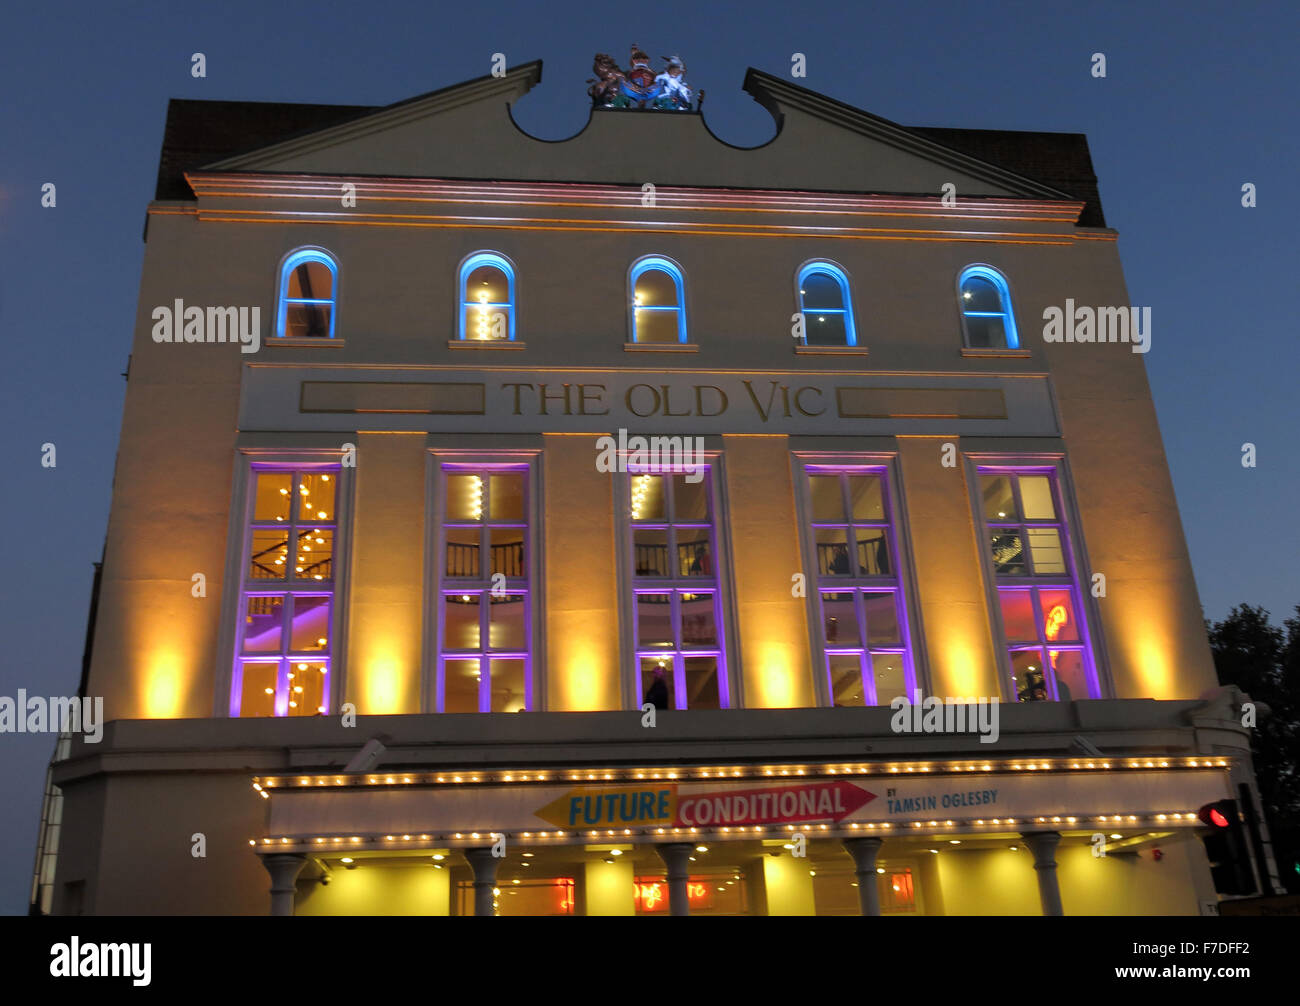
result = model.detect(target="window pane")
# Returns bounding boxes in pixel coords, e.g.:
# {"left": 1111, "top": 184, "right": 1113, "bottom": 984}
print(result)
{"left": 1010, "top": 649, "right": 1048, "bottom": 702}
{"left": 285, "top": 303, "right": 332, "bottom": 339}
{"left": 1039, "top": 588, "right": 1080, "bottom": 643}
{"left": 294, "top": 528, "right": 333, "bottom": 582}
{"left": 465, "top": 264, "right": 509, "bottom": 305}
{"left": 465, "top": 303, "right": 509, "bottom": 341}
{"left": 634, "top": 308, "right": 679, "bottom": 344}
{"left": 805, "top": 312, "right": 847, "bottom": 346}
{"left": 446, "top": 474, "right": 483, "bottom": 522}
{"left": 863, "top": 592, "right": 900, "bottom": 645}
{"left": 854, "top": 527, "right": 891, "bottom": 576}
{"left": 489, "top": 474, "right": 524, "bottom": 521}
{"left": 631, "top": 474, "right": 665, "bottom": 521}
{"left": 288, "top": 661, "right": 326, "bottom": 716}
{"left": 444, "top": 659, "right": 480, "bottom": 713}
{"left": 963, "top": 315, "right": 1005, "bottom": 349}
{"left": 634, "top": 268, "right": 677, "bottom": 308}
{"left": 289, "top": 596, "right": 331, "bottom": 652}
{"left": 1049, "top": 650, "right": 1088, "bottom": 702}
{"left": 680, "top": 593, "right": 717, "bottom": 647}
{"left": 847, "top": 476, "right": 885, "bottom": 521}
{"left": 242, "top": 596, "right": 284, "bottom": 653}
{"left": 250, "top": 530, "right": 289, "bottom": 580}
{"left": 444, "top": 594, "right": 481, "bottom": 649}
{"left": 1027, "top": 528, "right": 1066, "bottom": 574}
{"left": 636, "top": 593, "right": 674, "bottom": 647}
{"left": 633, "top": 528, "right": 669, "bottom": 576}
{"left": 816, "top": 528, "right": 850, "bottom": 576}
{"left": 801, "top": 270, "right": 844, "bottom": 310}
{"left": 239, "top": 662, "right": 279, "bottom": 717}
{"left": 488, "top": 594, "right": 526, "bottom": 651}
{"left": 808, "top": 476, "right": 843, "bottom": 523}
{"left": 489, "top": 658, "right": 526, "bottom": 712}
{"left": 672, "top": 475, "right": 709, "bottom": 521}
{"left": 445, "top": 528, "right": 481, "bottom": 577}
{"left": 980, "top": 476, "right": 1017, "bottom": 522}
{"left": 287, "top": 260, "right": 333, "bottom": 300}
{"left": 677, "top": 528, "right": 712, "bottom": 577}
{"left": 683, "top": 656, "right": 720, "bottom": 710}
{"left": 961, "top": 275, "right": 1001, "bottom": 313}
{"left": 1019, "top": 475, "right": 1056, "bottom": 520}
{"left": 640, "top": 657, "right": 672, "bottom": 709}
{"left": 821, "top": 592, "right": 860, "bottom": 645}
{"left": 989, "top": 530, "right": 1026, "bottom": 575}
{"left": 869, "top": 653, "right": 905, "bottom": 706}
{"left": 489, "top": 526, "right": 525, "bottom": 578}
{"left": 298, "top": 472, "right": 335, "bottom": 520}
{"left": 998, "top": 589, "right": 1036, "bottom": 642}
{"left": 828, "top": 655, "right": 864, "bottom": 707}
{"left": 254, "top": 473, "right": 292, "bottom": 522}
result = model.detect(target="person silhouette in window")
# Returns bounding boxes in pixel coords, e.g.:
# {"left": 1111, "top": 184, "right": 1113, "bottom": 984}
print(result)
{"left": 689, "top": 546, "right": 711, "bottom": 575}
{"left": 645, "top": 665, "right": 669, "bottom": 710}
{"left": 830, "top": 544, "right": 850, "bottom": 574}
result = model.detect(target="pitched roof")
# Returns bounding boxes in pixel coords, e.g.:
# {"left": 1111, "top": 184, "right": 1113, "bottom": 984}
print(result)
{"left": 153, "top": 72, "right": 1105, "bottom": 226}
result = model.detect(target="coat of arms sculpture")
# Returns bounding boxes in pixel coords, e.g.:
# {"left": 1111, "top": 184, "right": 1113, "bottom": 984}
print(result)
{"left": 587, "top": 45, "right": 701, "bottom": 111}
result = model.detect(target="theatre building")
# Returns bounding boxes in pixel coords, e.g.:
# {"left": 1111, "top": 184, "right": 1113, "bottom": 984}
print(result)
{"left": 34, "top": 56, "right": 1279, "bottom": 916}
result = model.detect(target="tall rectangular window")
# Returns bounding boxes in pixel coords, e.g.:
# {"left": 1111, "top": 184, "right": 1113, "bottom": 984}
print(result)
{"left": 803, "top": 465, "right": 915, "bottom": 707}
{"left": 628, "top": 466, "right": 728, "bottom": 709}
{"left": 232, "top": 465, "right": 340, "bottom": 717}
{"left": 977, "top": 466, "right": 1097, "bottom": 702}
{"left": 438, "top": 465, "right": 531, "bottom": 712}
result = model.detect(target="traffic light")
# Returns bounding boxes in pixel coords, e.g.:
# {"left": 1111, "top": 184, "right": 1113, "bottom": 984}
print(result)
{"left": 1197, "top": 800, "right": 1257, "bottom": 895}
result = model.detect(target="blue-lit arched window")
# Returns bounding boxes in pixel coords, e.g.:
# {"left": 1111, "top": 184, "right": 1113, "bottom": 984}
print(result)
{"left": 630, "top": 256, "right": 686, "bottom": 344}
{"left": 797, "top": 261, "right": 856, "bottom": 346}
{"left": 459, "top": 252, "right": 515, "bottom": 341}
{"left": 276, "top": 248, "right": 338, "bottom": 339}
{"left": 958, "top": 265, "right": 1019, "bottom": 349}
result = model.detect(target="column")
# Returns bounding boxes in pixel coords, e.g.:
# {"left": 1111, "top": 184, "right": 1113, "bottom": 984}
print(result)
{"left": 262, "top": 854, "right": 307, "bottom": 917}
{"left": 463, "top": 848, "right": 501, "bottom": 917}
{"left": 657, "top": 843, "right": 694, "bottom": 917}
{"left": 1021, "top": 831, "right": 1064, "bottom": 916}
{"left": 842, "top": 837, "right": 884, "bottom": 916}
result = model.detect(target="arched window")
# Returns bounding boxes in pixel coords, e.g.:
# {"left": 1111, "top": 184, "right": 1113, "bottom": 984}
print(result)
{"left": 630, "top": 256, "right": 686, "bottom": 344}
{"left": 958, "top": 265, "right": 1019, "bottom": 349}
{"left": 276, "top": 248, "right": 338, "bottom": 339}
{"left": 796, "top": 261, "right": 856, "bottom": 346}
{"left": 459, "top": 252, "right": 516, "bottom": 342}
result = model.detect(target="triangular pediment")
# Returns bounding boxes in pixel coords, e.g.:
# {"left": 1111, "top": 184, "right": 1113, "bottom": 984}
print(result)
{"left": 202, "top": 61, "right": 1074, "bottom": 201}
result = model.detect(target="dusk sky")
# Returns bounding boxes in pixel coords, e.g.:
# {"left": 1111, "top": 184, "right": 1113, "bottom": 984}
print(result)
{"left": 1, "top": 0, "right": 1295, "bottom": 913}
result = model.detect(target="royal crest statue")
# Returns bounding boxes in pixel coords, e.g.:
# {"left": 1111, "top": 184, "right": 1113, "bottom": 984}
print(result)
{"left": 587, "top": 46, "right": 701, "bottom": 111}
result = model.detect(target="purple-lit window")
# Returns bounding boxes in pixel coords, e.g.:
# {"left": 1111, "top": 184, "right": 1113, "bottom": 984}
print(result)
{"left": 232, "top": 466, "right": 339, "bottom": 717}
{"left": 438, "top": 466, "right": 530, "bottom": 712}
{"left": 978, "top": 467, "right": 1097, "bottom": 701}
{"left": 805, "top": 466, "right": 914, "bottom": 706}
{"left": 629, "top": 467, "right": 728, "bottom": 709}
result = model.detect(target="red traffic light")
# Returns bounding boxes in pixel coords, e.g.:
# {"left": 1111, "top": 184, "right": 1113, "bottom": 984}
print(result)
{"left": 1208, "top": 808, "right": 1229, "bottom": 828}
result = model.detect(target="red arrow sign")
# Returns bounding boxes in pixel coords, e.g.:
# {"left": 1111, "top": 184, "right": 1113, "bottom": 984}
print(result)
{"left": 675, "top": 780, "right": 875, "bottom": 828}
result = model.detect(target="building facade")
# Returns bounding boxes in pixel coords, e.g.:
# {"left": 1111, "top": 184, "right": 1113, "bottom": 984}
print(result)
{"left": 37, "top": 59, "right": 1276, "bottom": 915}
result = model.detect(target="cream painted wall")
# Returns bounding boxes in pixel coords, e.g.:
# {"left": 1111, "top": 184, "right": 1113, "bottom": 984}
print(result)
{"left": 295, "top": 863, "right": 450, "bottom": 916}
{"left": 763, "top": 853, "right": 817, "bottom": 915}
{"left": 898, "top": 438, "right": 1000, "bottom": 699}
{"left": 345, "top": 433, "right": 427, "bottom": 714}
{"left": 543, "top": 435, "right": 619, "bottom": 710}
{"left": 584, "top": 859, "right": 636, "bottom": 915}
{"left": 722, "top": 435, "right": 813, "bottom": 708}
